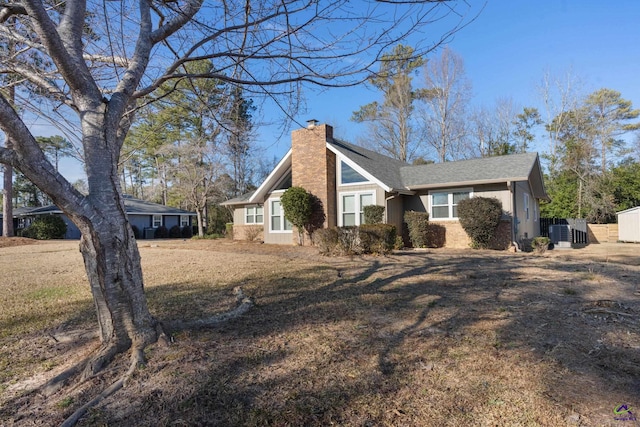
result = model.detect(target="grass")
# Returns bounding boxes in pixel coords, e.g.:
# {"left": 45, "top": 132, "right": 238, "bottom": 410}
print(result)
{"left": 1, "top": 239, "right": 640, "bottom": 426}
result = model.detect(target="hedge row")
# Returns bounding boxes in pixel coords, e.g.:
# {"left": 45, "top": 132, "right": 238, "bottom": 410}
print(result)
{"left": 315, "top": 224, "right": 399, "bottom": 255}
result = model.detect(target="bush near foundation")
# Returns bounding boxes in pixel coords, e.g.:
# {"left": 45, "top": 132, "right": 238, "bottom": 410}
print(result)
{"left": 21, "top": 215, "right": 67, "bottom": 240}
{"left": 404, "top": 211, "right": 430, "bottom": 248}
{"left": 315, "top": 224, "right": 397, "bottom": 255}
{"left": 359, "top": 224, "right": 396, "bottom": 254}
{"left": 363, "top": 205, "right": 385, "bottom": 224}
{"left": 457, "top": 197, "right": 503, "bottom": 249}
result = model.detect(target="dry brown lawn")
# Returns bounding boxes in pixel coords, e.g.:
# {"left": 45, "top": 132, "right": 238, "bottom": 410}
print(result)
{"left": 1, "top": 237, "right": 639, "bottom": 426}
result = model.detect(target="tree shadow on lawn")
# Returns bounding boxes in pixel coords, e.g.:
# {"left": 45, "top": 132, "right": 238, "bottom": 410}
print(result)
{"left": 5, "top": 248, "right": 640, "bottom": 426}
{"left": 86, "top": 251, "right": 640, "bottom": 425}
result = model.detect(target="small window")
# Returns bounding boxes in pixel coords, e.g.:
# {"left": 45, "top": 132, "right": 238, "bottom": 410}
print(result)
{"left": 524, "top": 193, "right": 530, "bottom": 221}
{"left": 340, "top": 161, "right": 368, "bottom": 185}
{"left": 152, "top": 215, "right": 162, "bottom": 228}
{"left": 180, "top": 215, "right": 190, "bottom": 227}
{"left": 245, "top": 206, "right": 264, "bottom": 224}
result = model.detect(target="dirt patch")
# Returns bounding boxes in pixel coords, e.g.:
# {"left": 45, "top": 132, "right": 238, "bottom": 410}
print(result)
{"left": 0, "top": 237, "right": 37, "bottom": 248}
{"left": 1, "top": 240, "right": 639, "bottom": 426}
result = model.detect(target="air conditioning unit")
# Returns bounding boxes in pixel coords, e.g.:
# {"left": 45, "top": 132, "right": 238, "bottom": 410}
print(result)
{"left": 549, "top": 224, "right": 572, "bottom": 248}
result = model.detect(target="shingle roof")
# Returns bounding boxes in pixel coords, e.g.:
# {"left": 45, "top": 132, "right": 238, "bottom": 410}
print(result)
{"left": 400, "top": 152, "right": 540, "bottom": 188}
{"left": 14, "top": 196, "right": 196, "bottom": 216}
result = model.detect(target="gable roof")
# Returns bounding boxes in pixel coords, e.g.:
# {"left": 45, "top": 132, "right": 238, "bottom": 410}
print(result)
{"left": 328, "top": 139, "right": 411, "bottom": 193}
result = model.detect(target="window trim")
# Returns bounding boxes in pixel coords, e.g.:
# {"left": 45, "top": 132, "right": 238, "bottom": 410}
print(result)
{"left": 428, "top": 188, "right": 473, "bottom": 221}
{"left": 268, "top": 197, "right": 293, "bottom": 233}
{"left": 338, "top": 190, "right": 376, "bottom": 226}
{"left": 245, "top": 205, "right": 264, "bottom": 225}
{"left": 524, "top": 193, "right": 530, "bottom": 221}
{"left": 180, "top": 215, "right": 190, "bottom": 227}
{"left": 152, "top": 214, "right": 162, "bottom": 228}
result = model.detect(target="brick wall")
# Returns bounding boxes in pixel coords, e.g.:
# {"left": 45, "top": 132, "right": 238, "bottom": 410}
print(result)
{"left": 291, "top": 122, "right": 336, "bottom": 244}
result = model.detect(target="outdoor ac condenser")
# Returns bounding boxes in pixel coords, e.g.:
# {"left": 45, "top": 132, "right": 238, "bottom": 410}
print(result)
{"left": 549, "top": 224, "right": 572, "bottom": 248}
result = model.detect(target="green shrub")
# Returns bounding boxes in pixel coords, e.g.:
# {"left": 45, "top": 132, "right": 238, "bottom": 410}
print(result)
{"left": 169, "top": 225, "right": 182, "bottom": 238}
{"left": 359, "top": 224, "right": 396, "bottom": 254}
{"left": 457, "top": 197, "right": 503, "bottom": 249}
{"left": 281, "top": 186, "right": 313, "bottom": 245}
{"left": 21, "top": 215, "right": 67, "bottom": 240}
{"left": 404, "top": 211, "right": 430, "bottom": 248}
{"left": 363, "top": 205, "right": 385, "bottom": 224}
{"left": 154, "top": 225, "right": 169, "bottom": 238}
{"left": 181, "top": 225, "right": 193, "bottom": 238}
{"left": 531, "top": 236, "right": 550, "bottom": 253}
{"left": 225, "top": 223, "right": 233, "bottom": 239}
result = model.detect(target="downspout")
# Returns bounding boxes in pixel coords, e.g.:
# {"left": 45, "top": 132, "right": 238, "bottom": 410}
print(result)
{"left": 509, "top": 181, "right": 519, "bottom": 252}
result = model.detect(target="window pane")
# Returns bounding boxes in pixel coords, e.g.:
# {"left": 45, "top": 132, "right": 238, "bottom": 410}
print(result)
{"left": 453, "top": 192, "right": 469, "bottom": 204}
{"left": 343, "top": 195, "right": 355, "bottom": 212}
{"left": 256, "top": 214, "right": 263, "bottom": 223}
{"left": 272, "top": 201, "right": 281, "bottom": 216}
{"left": 452, "top": 206, "right": 458, "bottom": 218}
{"left": 360, "top": 193, "right": 374, "bottom": 207}
{"left": 341, "top": 162, "right": 367, "bottom": 184}
{"left": 256, "top": 206, "right": 263, "bottom": 216}
{"left": 343, "top": 213, "right": 356, "bottom": 226}
{"left": 271, "top": 216, "right": 281, "bottom": 231}
{"left": 246, "top": 214, "right": 254, "bottom": 224}
{"left": 284, "top": 218, "right": 293, "bottom": 230}
{"left": 432, "top": 192, "right": 448, "bottom": 205}
{"left": 432, "top": 206, "right": 449, "bottom": 219}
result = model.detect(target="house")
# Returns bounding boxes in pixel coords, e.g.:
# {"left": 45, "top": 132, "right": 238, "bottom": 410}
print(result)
{"left": 617, "top": 206, "right": 640, "bottom": 243}
{"left": 14, "top": 195, "right": 197, "bottom": 239}
{"left": 223, "top": 121, "right": 549, "bottom": 248}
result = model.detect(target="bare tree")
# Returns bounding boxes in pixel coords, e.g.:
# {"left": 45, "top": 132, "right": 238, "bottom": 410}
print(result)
{"left": 0, "top": 0, "right": 475, "bottom": 418}
{"left": 420, "top": 46, "right": 472, "bottom": 162}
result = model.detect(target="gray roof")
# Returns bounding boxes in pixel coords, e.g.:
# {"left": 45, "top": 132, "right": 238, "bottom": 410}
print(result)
{"left": 14, "top": 196, "right": 196, "bottom": 216}
{"left": 400, "top": 152, "right": 540, "bottom": 188}
{"left": 220, "top": 191, "right": 256, "bottom": 206}
{"left": 328, "top": 139, "right": 410, "bottom": 191}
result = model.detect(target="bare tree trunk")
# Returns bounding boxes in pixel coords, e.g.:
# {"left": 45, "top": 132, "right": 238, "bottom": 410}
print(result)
{"left": 2, "top": 159, "right": 13, "bottom": 237}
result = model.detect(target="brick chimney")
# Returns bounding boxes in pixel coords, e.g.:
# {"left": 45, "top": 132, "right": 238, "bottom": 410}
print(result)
{"left": 291, "top": 121, "right": 336, "bottom": 228}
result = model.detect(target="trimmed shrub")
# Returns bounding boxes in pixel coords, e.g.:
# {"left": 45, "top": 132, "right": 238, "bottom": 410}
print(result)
{"left": 531, "top": 236, "right": 550, "bottom": 254}
{"left": 131, "top": 225, "right": 141, "bottom": 239}
{"left": 363, "top": 205, "right": 385, "bottom": 224}
{"left": 169, "top": 225, "right": 182, "bottom": 238}
{"left": 281, "top": 186, "right": 312, "bottom": 245}
{"left": 359, "top": 224, "right": 396, "bottom": 254}
{"left": 181, "top": 225, "right": 193, "bottom": 238}
{"left": 154, "top": 225, "right": 169, "bottom": 238}
{"left": 337, "top": 226, "right": 360, "bottom": 255}
{"left": 404, "top": 211, "right": 430, "bottom": 248}
{"left": 457, "top": 197, "right": 503, "bottom": 249}
{"left": 21, "top": 215, "right": 67, "bottom": 240}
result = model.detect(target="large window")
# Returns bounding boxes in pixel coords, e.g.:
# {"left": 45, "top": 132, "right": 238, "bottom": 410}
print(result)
{"left": 430, "top": 189, "right": 471, "bottom": 220}
{"left": 245, "top": 206, "right": 264, "bottom": 224}
{"left": 340, "top": 192, "right": 375, "bottom": 226}
{"left": 270, "top": 199, "right": 292, "bottom": 232}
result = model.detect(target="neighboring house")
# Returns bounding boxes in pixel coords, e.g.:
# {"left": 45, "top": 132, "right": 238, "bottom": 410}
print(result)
{"left": 14, "top": 195, "right": 196, "bottom": 239}
{"left": 223, "top": 121, "right": 549, "bottom": 249}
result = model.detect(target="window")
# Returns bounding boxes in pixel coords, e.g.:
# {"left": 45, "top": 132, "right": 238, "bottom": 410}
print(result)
{"left": 152, "top": 215, "right": 162, "bottom": 228}
{"left": 340, "top": 161, "right": 368, "bottom": 185}
{"left": 340, "top": 191, "right": 375, "bottom": 226}
{"left": 524, "top": 193, "right": 530, "bottom": 221}
{"left": 533, "top": 199, "right": 538, "bottom": 222}
{"left": 180, "top": 215, "right": 190, "bottom": 227}
{"left": 245, "top": 206, "right": 264, "bottom": 224}
{"left": 270, "top": 199, "right": 292, "bottom": 232}
{"left": 430, "top": 190, "right": 471, "bottom": 220}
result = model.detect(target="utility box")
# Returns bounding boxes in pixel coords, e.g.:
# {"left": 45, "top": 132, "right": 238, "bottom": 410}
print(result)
{"left": 549, "top": 224, "right": 572, "bottom": 248}
{"left": 144, "top": 227, "right": 156, "bottom": 239}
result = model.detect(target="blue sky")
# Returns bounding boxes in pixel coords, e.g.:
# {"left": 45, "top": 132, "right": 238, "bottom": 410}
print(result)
{"left": 261, "top": 0, "right": 640, "bottom": 162}
{"left": 16, "top": 0, "right": 640, "bottom": 184}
